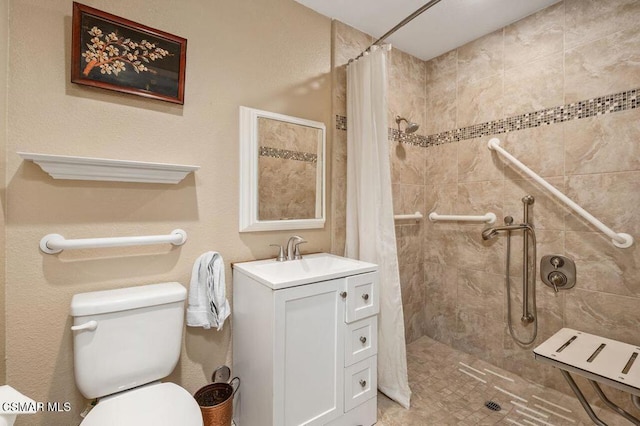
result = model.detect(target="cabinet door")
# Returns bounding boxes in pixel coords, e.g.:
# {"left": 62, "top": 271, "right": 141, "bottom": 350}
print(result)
{"left": 274, "top": 279, "right": 345, "bottom": 426}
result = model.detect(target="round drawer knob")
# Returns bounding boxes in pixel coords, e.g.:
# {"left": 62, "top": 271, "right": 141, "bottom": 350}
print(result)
{"left": 360, "top": 336, "right": 367, "bottom": 344}
{"left": 361, "top": 293, "right": 369, "bottom": 301}
{"left": 359, "top": 379, "right": 367, "bottom": 388}
{"left": 340, "top": 291, "right": 347, "bottom": 298}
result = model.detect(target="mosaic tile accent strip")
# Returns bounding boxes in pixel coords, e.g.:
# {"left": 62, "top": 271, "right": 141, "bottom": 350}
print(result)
{"left": 259, "top": 146, "right": 317, "bottom": 163}
{"left": 336, "top": 88, "right": 638, "bottom": 147}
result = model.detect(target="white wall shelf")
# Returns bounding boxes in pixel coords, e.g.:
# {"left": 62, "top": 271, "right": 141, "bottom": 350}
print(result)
{"left": 18, "top": 152, "right": 199, "bottom": 184}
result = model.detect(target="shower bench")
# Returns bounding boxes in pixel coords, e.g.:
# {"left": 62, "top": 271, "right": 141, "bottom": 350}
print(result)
{"left": 534, "top": 328, "right": 640, "bottom": 425}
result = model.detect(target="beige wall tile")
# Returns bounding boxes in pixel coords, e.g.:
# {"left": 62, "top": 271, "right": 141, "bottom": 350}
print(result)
{"left": 425, "top": 142, "right": 457, "bottom": 184}
{"left": 425, "top": 51, "right": 457, "bottom": 135}
{"left": 424, "top": 262, "right": 457, "bottom": 346}
{"left": 457, "top": 29, "right": 504, "bottom": 84}
{"left": 460, "top": 231, "right": 506, "bottom": 275}
{"left": 565, "top": 26, "right": 640, "bottom": 103}
{"left": 456, "top": 180, "right": 504, "bottom": 220}
{"left": 389, "top": 48, "right": 426, "bottom": 134}
{"left": 565, "top": 289, "right": 640, "bottom": 345}
{"left": 565, "top": 0, "right": 640, "bottom": 49}
{"left": 424, "top": 182, "right": 457, "bottom": 233}
{"left": 390, "top": 141, "right": 426, "bottom": 185}
{"left": 392, "top": 183, "right": 425, "bottom": 218}
{"left": 456, "top": 74, "right": 503, "bottom": 128}
{"left": 334, "top": 20, "right": 372, "bottom": 66}
{"left": 458, "top": 137, "right": 504, "bottom": 183}
{"left": 457, "top": 268, "right": 504, "bottom": 320}
{"left": 566, "top": 231, "right": 640, "bottom": 297}
{"left": 333, "top": 21, "right": 372, "bottom": 116}
{"left": 396, "top": 223, "right": 424, "bottom": 266}
{"left": 565, "top": 171, "right": 640, "bottom": 236}
{"left": 504, "top": 1, "right": 564, "bottom": 69}
{"left": 399, "top": 256, "right": 426, "bottom": 308}
{"left": 502, "top": 124, "right": 564, "bottom": 179}
{"left": 453, "top": 310, "right": 504, "bottom": 366}
{"left": 504, "top": 52, "right": 564, "bottom": 117}
{"left": 565, "top": 108, "right": 640, "bottom": 175}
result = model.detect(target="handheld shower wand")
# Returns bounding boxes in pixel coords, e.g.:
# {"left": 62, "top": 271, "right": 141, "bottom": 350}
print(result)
{"left": 482, "top": 195, "right": 538, "bottom": 346}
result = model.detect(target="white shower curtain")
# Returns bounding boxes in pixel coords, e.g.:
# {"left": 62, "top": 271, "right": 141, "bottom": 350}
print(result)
{"left": 345, "top": 45, "right": 411, "bottom": 409}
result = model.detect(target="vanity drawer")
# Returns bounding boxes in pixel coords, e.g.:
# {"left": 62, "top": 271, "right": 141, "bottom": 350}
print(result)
{"left": 345, "top": 316, "right": 377, "bottom": 366}
{"left": 344, "top": 355, "right": 377, "bottom": 412}
{"left": 344, "top": 272, "right": 379, "bottom": 323}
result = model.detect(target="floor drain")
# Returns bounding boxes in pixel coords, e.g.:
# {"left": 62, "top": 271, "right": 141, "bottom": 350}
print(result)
{"left": 485, "top": 401, "right": 501, "bottom": 412}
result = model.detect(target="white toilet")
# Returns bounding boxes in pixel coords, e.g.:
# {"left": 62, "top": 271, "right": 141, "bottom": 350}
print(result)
{"left": 70, "top": 282, "right": 203, "bottom": 426}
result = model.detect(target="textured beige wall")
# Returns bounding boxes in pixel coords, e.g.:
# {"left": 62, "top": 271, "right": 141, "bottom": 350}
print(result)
{"left": 5, "top": 0, "right": 331, "bottom": 424}
{"left": 0, "top": 0, "right": 7, "bottom": 385}
{"left": 332, "top": 0, "right": 640, "bottom": 407}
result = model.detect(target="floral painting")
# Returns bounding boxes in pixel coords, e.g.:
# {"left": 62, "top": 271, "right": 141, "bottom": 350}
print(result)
{"left": 71, "top": 2, "right": 187, "bottom": 104}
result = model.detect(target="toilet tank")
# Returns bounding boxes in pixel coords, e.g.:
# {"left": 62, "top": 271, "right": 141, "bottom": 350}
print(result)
{"left": 70, "top": 282, "right": 187, "bottom": 399}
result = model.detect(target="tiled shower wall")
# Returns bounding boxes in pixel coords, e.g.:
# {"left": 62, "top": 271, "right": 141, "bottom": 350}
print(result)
{"left": 331, "top": 0, "right": 640, "bottom": 400}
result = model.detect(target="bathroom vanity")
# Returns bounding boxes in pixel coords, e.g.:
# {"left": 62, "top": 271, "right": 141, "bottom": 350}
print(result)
{"left": 232, "top": 253, "right": 379, "bottom": 426}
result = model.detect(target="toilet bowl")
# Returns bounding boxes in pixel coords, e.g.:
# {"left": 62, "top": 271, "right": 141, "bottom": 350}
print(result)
{"left": 70, "top": 282, "right": 203, "bottom": 426}
{"left": 80, "top": 382, "right": 201, "bottom": 426}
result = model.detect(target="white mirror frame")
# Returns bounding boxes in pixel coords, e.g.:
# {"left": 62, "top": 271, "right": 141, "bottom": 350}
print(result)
{"left": 239, "top": 106, "right": 326, "bottom": 232}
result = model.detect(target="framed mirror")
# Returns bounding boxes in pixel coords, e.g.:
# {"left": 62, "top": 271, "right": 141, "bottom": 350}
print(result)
{"left": 239, "top": 106, "right": 326, "bottom": 232}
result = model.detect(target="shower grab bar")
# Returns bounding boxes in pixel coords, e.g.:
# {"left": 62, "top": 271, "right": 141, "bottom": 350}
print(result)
{"left": 428, "top": 212, "right": 497, "bottom": 224}
{"left": 39, "top": 229, "right": 188, "bottom": 254}
{"left": 394, "top": 211, "right": 423, "bottom": 221}
{"left": 488, "top": 138, "right": 633, "bottom": 248}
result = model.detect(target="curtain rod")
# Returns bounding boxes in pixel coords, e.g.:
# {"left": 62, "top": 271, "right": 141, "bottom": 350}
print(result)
{"left": 349, "top": 0, "right": 444, "bottom": 63}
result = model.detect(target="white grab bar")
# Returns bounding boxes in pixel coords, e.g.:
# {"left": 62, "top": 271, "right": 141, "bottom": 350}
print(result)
{"left": 488, "top": 138, "right": 633, "bottom": 248}
{"left": 40, "top": 229, "right": 188, "bottom": 254}
{"left": 428, "top": 212, "right": 497, "bottom": 224}
{"left": 394, "top": 211, "right": 424, "bottom": 221}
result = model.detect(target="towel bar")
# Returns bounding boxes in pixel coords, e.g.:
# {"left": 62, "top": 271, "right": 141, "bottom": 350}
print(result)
{"left": 40, "top": 229, "right": 188, "bottom": 254}
{"left": 394, "top": 211, "right": 423, "bottom": 221}
{"left": 428, "top": 212, "right": 497, "bottom": 224}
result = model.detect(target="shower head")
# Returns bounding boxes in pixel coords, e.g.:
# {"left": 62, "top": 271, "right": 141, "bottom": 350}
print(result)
{"left": 481, "top": 224, "right": 532, "bottom": 240}
{"left": 395, "top": 116, "right": 419, "bottom": 134}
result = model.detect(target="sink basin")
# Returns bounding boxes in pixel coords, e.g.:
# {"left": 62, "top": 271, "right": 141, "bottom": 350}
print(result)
{"left": 232, "top": 253, "right": 377, "bottom": 289}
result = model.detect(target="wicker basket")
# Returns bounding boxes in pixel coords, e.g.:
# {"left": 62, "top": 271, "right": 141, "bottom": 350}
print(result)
{"left": 194, "top": 378, "right": 239, "bottom": 426}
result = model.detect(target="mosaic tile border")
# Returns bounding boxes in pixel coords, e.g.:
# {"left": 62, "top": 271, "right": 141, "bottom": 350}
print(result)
{"left": 259, "top": 146, "right": 317, "bottom": 163}
{"left": 336, "top": 88, "right": 638, "bottom": 147}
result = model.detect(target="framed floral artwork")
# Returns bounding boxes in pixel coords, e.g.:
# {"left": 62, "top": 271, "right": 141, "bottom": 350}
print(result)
{"left": 71, "top": 2, "right": 187, "bottom": 104}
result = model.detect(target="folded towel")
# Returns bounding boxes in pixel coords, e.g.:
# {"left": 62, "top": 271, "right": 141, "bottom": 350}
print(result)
{"left": 187, "top": 252, "right": 231, "bottom": 330}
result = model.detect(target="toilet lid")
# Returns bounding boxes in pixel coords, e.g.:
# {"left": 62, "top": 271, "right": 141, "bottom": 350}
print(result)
{"left": 81, "top": 382, "right": 203, "bottom": 426}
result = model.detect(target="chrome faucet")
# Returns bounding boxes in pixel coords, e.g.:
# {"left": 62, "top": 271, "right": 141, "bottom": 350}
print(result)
{"left": 286, "top": 235, "right": 307, "bottom": 261}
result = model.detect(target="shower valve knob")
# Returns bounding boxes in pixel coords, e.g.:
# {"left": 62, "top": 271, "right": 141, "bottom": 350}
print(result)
{"left": 548, "top": 271, "right": 567, "bottom": 293}
{"left": 550, "top": 256, "right": 564, "bottom": 269}
{"left": 540, "top": 255, "right": 576, "bottom": 292}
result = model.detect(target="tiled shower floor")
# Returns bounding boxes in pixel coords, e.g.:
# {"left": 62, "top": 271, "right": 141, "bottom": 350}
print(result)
{"left": 377, "top": 336, "right": 631, "bottom": 425}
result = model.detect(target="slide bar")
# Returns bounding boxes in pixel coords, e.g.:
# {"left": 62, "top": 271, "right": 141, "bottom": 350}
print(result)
{"left": 488, "top": 138, "right": 633, "bottom": 248}
{"left": 40, "top": 229, "right": 188, "bottom": 254}
{"left": 394, "top": 211, "right": 424, "bottom": 221}
{"left": 429, "top": 212, "right": 497, "bottom": 224}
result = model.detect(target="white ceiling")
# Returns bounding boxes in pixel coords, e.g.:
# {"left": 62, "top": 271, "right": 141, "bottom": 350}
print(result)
{"left": 295, "top": 0, "right": 561, "bottom": 61}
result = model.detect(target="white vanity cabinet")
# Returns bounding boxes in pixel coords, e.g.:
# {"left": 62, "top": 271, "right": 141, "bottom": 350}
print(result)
{"left": 232, "top": 253, "right": 379, "bottom": 426}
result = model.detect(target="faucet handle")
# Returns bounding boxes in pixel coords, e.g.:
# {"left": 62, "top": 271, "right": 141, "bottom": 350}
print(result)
{"left": 293, "top": 240, "right": 307, "bottom": 260}
{"left": 269, "top": 244, "right": 286, "bottom": 262}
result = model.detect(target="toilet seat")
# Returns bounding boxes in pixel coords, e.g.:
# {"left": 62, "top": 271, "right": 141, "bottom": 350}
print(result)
{"left": 81, "top": 382, "right": 203, "bottom": 426}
